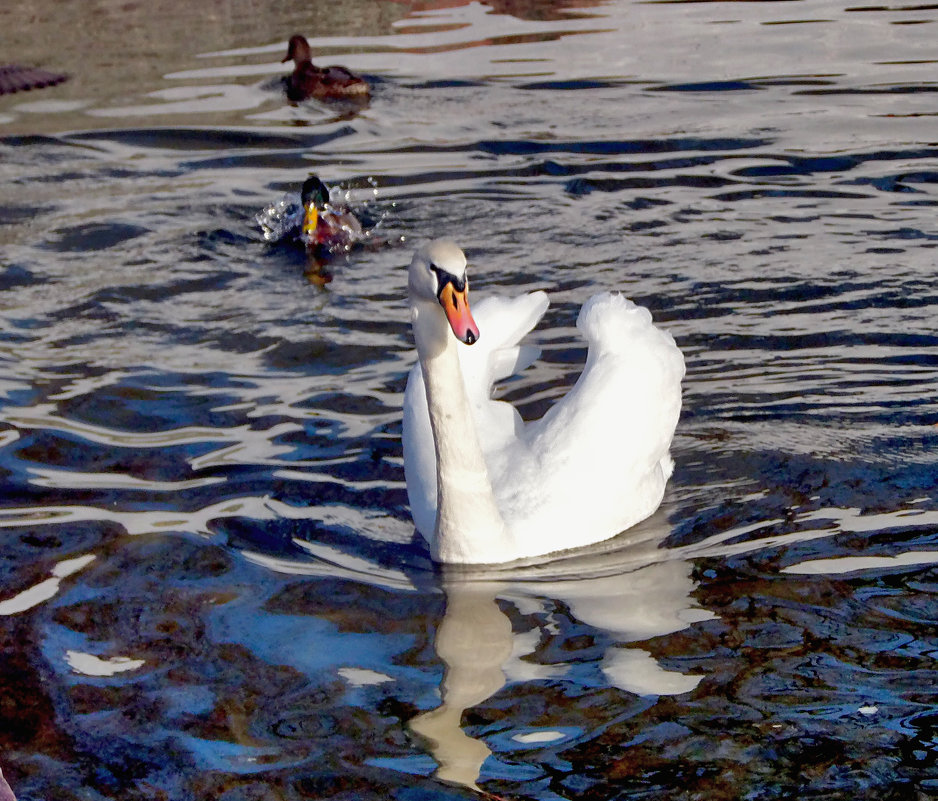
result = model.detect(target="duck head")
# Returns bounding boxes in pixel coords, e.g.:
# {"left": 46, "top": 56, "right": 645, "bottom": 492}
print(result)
{"left": 300, "top": 175, "right": 330, "bottom": 236}
{"left": 283, "top": 34, "right": 313, "bottom": 66}
{"left": 409, "top": 240, "right": 480, "bottom": 345}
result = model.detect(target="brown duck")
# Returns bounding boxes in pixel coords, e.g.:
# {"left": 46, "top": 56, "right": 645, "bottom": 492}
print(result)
{"left": 281, "top": 34, "right": 369, "bottom": 102}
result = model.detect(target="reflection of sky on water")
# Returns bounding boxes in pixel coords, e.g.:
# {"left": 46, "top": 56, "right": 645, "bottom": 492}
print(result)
{"left": 2, "top": 0, "right": 938, "bottom": 796}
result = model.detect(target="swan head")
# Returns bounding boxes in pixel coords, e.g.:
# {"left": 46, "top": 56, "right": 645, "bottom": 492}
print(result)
{"left": 409, "top": 239, "right": 480, "bottom": 345}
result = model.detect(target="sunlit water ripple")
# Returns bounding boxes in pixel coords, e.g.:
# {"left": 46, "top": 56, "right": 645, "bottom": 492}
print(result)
{"left": 1, "top": 0, "right": 937, "bottom": 798}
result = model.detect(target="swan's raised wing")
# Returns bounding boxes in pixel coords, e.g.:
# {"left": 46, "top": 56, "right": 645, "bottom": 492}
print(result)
{"left": 457, "top": 292, "right": 550, "bottom": 400}
{"left": 499, "top": 293, "right": 685, "bottom": 549}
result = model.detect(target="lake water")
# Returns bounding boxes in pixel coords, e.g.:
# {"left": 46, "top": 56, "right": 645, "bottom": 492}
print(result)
{"left": 1, "top": 0, "right": 937, "bottom": 798}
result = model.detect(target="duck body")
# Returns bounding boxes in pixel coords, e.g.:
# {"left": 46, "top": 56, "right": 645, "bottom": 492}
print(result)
{"left": 282, "top": 34, "right": 369, "bottom": 101}
{"left": 304, "top": 206, "right": 362, "bottom": 249}
{"left": 403, "top": 240, "right": 685, "bottom": 565}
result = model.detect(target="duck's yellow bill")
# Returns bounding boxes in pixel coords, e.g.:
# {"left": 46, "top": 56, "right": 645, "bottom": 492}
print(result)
{"left": 302, "top": 205, "right": 319, "bottom": 238}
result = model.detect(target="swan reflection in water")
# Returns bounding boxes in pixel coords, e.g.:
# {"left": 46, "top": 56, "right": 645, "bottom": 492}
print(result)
{"left": 409, "top": 518, "right": 714, "bottom": 791}
{"left": 233, "top": 508, "right": 715, "bottom": 793}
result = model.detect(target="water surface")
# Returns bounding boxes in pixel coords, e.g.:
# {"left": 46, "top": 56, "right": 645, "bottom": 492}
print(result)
{"left": 1, "top": 0, "right": 937, "bottom": 798}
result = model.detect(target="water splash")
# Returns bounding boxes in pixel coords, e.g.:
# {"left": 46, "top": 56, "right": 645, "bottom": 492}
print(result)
{"left": 254, "top": 182, "right": 384, "bottom": 253}
{"left": 255, "top": 192, "right": 304, "bottom": 243}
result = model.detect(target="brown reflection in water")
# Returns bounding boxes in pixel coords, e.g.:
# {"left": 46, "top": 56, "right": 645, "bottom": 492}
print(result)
{"left": 0, "top": 0, "right": 601, "bottom": 134}
{"left": 304, "top": 253, "right": 335, "bottom": 288}
{"left": 0, "top": 534, "right": 441, "bottom": 799}
{"left": 534, "top": 559, "right": 933, "bottom": 800}
{"left": 398, "top": 0, "right": 606, "bottom": 22}
{"left": 0, "top": 616, "right": 75, "bottom": 794}
{"left": 0, "top": 0, "right": 404, "bottom": 134}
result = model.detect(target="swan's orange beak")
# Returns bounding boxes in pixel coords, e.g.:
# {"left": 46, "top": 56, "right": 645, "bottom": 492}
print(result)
{"left": 438, "top": 281, "right": 479, "bottom": 345}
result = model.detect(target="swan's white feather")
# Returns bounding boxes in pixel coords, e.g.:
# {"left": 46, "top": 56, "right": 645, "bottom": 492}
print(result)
{"left": 404, "top": 284, "right": 684, "bottom": 564}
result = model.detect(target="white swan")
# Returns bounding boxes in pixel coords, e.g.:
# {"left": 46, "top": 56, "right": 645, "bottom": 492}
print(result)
{"left": 403, "top": 239, "right": 685, "bottom": 564}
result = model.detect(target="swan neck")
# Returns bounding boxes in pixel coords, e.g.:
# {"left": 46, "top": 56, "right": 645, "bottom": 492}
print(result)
{"left": 412, "top": 301, "right": 509, "bottom": 563}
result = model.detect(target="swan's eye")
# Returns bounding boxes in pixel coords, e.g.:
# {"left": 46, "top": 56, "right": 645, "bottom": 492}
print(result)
{"left": 429, "top": 265, "right": 445, "bottom": 294}
{"left": 430, "top": 265, "right": 466, "bottom": 296}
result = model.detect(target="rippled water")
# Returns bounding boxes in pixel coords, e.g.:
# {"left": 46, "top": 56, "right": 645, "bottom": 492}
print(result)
{"left": 2, "top": 0, "right": 938, "bottom": 798}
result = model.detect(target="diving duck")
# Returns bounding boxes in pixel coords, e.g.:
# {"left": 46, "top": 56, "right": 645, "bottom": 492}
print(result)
{"left": 282, "top": 34, "right": 369, "bottom": 102}
{"left": 403, "top": 240, "right": 685, "bottom": 564}
{"left": 299, "top": 175, "right": 363, "bottom": 250}
{"left": 255, "top": 174, "right": 363, "bottom": 251}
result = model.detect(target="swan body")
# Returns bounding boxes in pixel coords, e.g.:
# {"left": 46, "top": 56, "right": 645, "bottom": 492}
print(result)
{"left": 404, "top": 239, "right": 684, "bottom": 564}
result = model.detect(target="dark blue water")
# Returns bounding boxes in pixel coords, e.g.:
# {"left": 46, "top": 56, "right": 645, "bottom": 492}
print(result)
{"left": 1, "top": 0, "right": 938, "bottom": 798}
